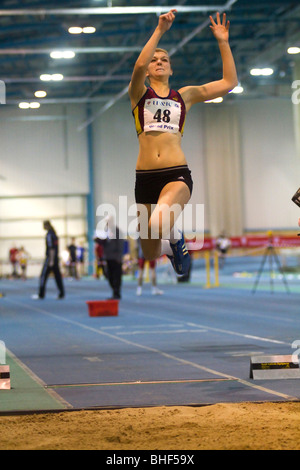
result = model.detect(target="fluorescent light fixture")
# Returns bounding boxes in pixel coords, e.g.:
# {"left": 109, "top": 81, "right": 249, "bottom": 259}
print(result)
{"left": 35, "top": 90, "right": 47, "bottom": 98}
{"left": 29, "top": 102, "right": 40, "bottom": 108}
{"left": 230, "top": 85, "right": 244, "bottom": 94}
{"left": 288, "top": 47, "right": 300, "bottom": 55}
{"left": 261, "top": 68, "right": 274, "bottom": 76}
{"left": 68, "top": 26, "right": 83, "bottom": 34}
{"left": 82, "top": 26, "right": 96, "bottom": 34}
{"left": 52, "top": 74, "right": 64, "bottom": 81}
{"left": 68, "top": 26, "right": 96, "bottom": 34}
{"left": 50, "top": 50, "right": 75, "bottom": 59}
{"left": 250, "top": 68, "right": 261, "bottom": 76}
{"left": 18, "top": 102, "right": 41, "bottom": 109}
{"left": 250, "top": 67, "right": 274, "bottom": 76}
{"left": 40, "top": 73, "right": 64, "bottom": 81}
{"left": 19, "top": 102, "right": 30, "bottom": 109}
{"left": 205, "top": 97, "right": 223, "bottom": 104}
{"left": 40, "top": 74, "right": 52, "bottom": 81}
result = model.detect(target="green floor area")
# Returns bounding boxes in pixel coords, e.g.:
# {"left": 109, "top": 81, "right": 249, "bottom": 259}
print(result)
{"left": 0, "top": 352, "right": 70, "bottom": 413}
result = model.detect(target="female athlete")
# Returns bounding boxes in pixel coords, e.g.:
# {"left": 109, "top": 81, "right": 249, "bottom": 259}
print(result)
{"left": 129, "top": 10, "right": 238, "bottom": 275}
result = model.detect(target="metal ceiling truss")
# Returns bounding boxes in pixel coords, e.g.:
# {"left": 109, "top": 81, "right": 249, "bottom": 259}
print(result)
{"left": 0, "top": 0, "right": 299, "bottom": 115}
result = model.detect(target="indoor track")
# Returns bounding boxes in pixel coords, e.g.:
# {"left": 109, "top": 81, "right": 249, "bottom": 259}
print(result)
{"left": 1, "top": 256, "right": 300, "bottom": 413}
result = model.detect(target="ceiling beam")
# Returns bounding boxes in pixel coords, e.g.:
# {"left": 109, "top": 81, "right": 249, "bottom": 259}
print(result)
{"left": 3, "top": 74, "right": 131, "bottom": 83}
{"left": 0, "top": 47, "right": 141, "bottom": 55}
{"left": 0, "top": 6, "right": 228, "bottom": 17}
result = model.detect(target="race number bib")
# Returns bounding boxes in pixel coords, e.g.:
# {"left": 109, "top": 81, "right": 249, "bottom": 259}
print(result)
{"left": 144, "top": 99, "right": 181, "bottom": 134}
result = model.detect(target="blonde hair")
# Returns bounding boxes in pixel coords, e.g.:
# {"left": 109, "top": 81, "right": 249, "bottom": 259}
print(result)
{"left": 154, "top": 48, "right": 171, "bottom": 62}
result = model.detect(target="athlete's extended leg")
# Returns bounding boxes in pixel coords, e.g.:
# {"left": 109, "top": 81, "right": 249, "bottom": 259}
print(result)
{"left": 140, "top": 181, "right": 191, "bottom": 275}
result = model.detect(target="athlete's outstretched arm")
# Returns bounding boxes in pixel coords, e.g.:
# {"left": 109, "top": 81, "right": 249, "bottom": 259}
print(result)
{"left": 180, "top": 12, "right": 238, "bottom": 110}
{"left": 128, "top": 9, "right": 176, "bottom": 107}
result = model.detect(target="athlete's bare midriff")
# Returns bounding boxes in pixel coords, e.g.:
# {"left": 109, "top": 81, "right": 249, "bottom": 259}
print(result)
{"left": 136, "top": 131, "right": 187, "bottom": 170}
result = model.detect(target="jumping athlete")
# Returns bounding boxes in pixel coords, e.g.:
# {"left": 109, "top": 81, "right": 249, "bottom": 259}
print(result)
{"left": 129, "top": 10, "right": 238, "bottom": 275}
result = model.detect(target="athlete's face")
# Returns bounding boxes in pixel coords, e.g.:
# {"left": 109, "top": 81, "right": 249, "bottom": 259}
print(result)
{"left": 147, "top": 52, "right": 172, "bottom": 80}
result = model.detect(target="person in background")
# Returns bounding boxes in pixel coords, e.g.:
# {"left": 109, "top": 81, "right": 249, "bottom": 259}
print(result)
{"left": 94, "top": 238, "right": 106, "bottom": 279}
{"left": 32, "top": 220, "right": 65, "bottom": 300}
{"left": 136, "top": 238, "right": 163, "bottom": 296}
{"left": 96, "top": 216, "right": 124, "bottom": 300}
{"left": 68, "top": 237, "right": 78, "bottom": 280}
{"left": 9, "top": 244, "right": 19, "bottom": 278}
{"left": 216, "top": 232, "right": 231, "bottom": 268}
{"left": 61, "top": 246, "right": 70, "bottom": 277}
{"left": 18, "top": 246, "right": 30, "bottom": 281}
{"left": 76, "top": 242, "right": 86, "bottom": 278}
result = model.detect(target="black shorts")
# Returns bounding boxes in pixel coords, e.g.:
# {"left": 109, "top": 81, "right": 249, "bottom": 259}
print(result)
{"left": 135, "top": 165, "right": 193, "bottom": 204}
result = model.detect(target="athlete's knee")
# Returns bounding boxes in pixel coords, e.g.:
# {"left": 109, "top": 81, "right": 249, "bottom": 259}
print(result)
{"left": 140, "top": 239, "right": 160, "bottom": 261}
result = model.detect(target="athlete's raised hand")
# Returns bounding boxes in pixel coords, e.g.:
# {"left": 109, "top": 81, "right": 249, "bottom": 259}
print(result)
{"left": 209, "top": 12, "right": 230, "bottom": 42}
{"left": 157, "top": 9, "right": 177, "bottom": 34}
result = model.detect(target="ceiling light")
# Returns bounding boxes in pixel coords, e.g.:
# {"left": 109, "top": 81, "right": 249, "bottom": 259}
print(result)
{"left": 288, "top": 47, "right": 300, "bottom": 55}
{"left": 63, "top": 51, "right": 75, "bottom": 59}
{"left": 18, "top": 102, "right": 40, "bottom": 109}
{"left": 68, "top": 26, "right": 83, "bottom": 34}
{"left": 40, "top": 73, "right": 64, "bottom": 81}
{"left": 34, "top": 90, "right": 47, "bottom": 98}
{"left": 205, "top": 97, "right": 223, "bottom": 104}
{"left": 40, "top": 74, "right": 52, "bottom": 81}
{"left": 250, "top": 68, "right": 274, "bottom": 76}
{"left": 19, "top": 102, "right": 30, "bottom": 109}
{"left": 83, "top": 27, "right": 96, "bottom": 34}
{"left": 250, "top": 68, "right": 261, "bottom": 76}
{"left": 230, "top": 85, "right": 244, "bottom": 94}
{"left": 68, "top": 26, "right": 96, "bottom": 35}
{"left": 29, "top": 102, "right": 40, "bottom": 109}
{"left": 261, "top": 68, "right": 274, "bottom": 76}
{"left": 50, "top": 51, "right": 63, "bottom": 59}
{"left": 52, "top": 74, "right": 64, "bottom": 81}
{"left": 50, "top": 50, "right": 75, "bottom": 59}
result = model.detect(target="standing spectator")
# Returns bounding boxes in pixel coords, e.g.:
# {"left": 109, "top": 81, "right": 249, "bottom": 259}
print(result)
{"left": 97, "top": 215, "right": 124, "bottom": 300}
{"left": 32, "top": 221, "right": 65, "bottom": 300}
{"left": 61, "top": 246, "right": 70, "bottom": 277}
{"left": 18, "top": 246, "right": 30, "bottom": 281}
{"left": 9, "top": 244, "right": 19, "bottom": 278}
{"left": 68, "top": 237, "right": 78, "bottom": 280}
{"left": 76, "top": 242, "right": 86, "bottom": 278}
{"left": 94, "top": 238, "right": 105, "bottom": 279}
{"left": 216, "top": 232, "right": 231, "bottom": 268}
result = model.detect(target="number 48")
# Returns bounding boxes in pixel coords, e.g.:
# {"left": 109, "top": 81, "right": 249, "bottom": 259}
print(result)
{"left": 153, "top": 109, "right": 171, "bottom": 123}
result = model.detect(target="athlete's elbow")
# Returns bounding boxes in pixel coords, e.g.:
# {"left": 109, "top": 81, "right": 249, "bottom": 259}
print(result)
{"left": 223, "top": 78, "right": 238, "bottom": 93}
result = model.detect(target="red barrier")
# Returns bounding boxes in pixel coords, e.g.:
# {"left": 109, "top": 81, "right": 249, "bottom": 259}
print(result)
{"left": 187, "top": 235, "right": 300, "bottom": 251}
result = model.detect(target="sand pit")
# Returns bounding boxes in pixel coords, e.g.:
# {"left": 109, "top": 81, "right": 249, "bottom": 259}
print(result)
{"left": 0, "top": 401, "right": 299, "bottom": 450}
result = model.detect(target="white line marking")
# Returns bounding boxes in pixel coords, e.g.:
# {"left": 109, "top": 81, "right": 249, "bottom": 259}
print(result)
{"left": 117, "top": 329, "right": 207, "bottom": 336}
{"left": 187, "top": 322, "right": 290, "bottom": 346}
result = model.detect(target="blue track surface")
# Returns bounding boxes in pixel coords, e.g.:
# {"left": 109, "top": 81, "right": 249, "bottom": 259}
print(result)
{"left": 1, "top": 256, "right": 300, "bottom": 412}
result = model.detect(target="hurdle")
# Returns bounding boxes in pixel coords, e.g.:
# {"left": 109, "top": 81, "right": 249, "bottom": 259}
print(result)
{"left": 204, "top": 250, "right": 220, "bottom": 289}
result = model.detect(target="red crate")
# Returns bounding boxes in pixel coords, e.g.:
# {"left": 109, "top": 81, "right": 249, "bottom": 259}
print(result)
{"left": 86, "top": 300, "right": 119, "bottom": 317}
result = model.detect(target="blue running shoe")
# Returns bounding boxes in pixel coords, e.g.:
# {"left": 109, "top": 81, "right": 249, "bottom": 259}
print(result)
{"left": 167, "top": 233, "right": 191, "bottom": 276}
